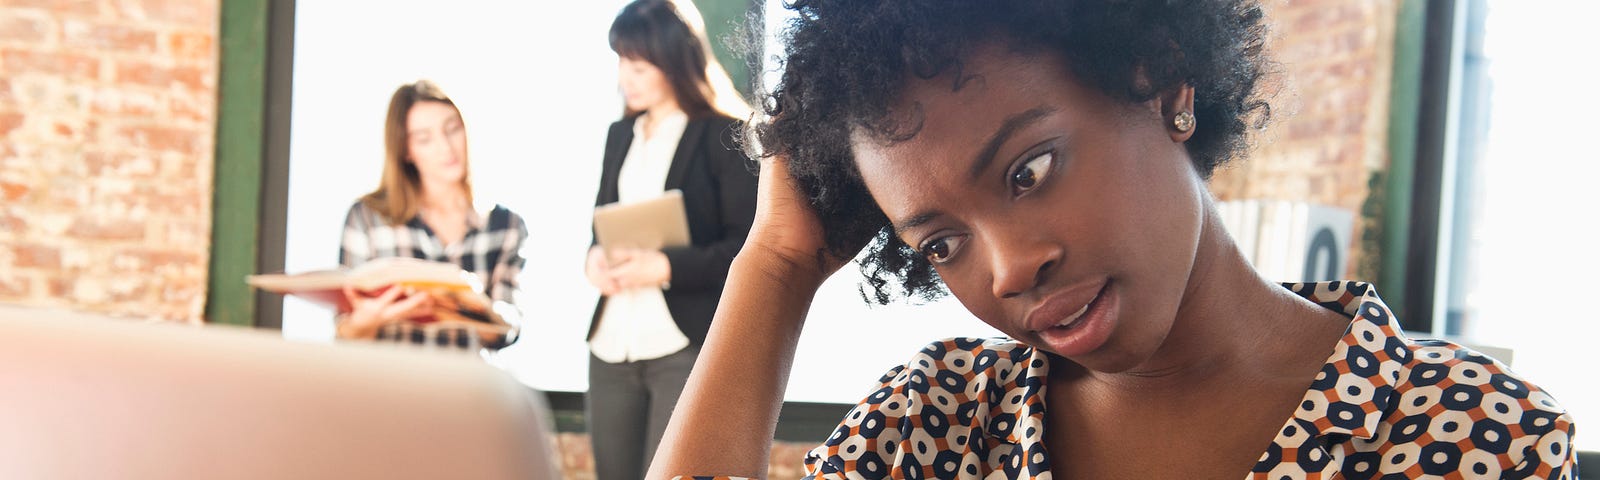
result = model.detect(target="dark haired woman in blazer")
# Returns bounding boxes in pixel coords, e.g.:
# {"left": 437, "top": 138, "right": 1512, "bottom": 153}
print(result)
{"left": 581, "top": 1, "right": 756, "bottom": 478}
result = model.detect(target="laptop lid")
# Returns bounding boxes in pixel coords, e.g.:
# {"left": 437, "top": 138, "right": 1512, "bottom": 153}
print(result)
{"left": 0, "top": 306, "right": 560, "bottom": 479}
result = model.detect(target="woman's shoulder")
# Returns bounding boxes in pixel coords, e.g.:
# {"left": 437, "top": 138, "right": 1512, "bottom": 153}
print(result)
{"left": 479, "top": 203, "right": 528, "bottom": 231}
{"left": 608, "top": 115, "right": 639, "bottom": 134}
{"left": 1293, "top": 281, "right": 1571, "bottom": 435}
{"left": 1326, "top": 337, "right": 1576, "bottom": 476}
{"left": 1316, "top": 322, "right": 1575, "bottom": 475}
{"left": 343, "top": 198, "right": 383, "bottom": 225}
{"left": 1386, "top": 336, "right": 1573, "bottom": 433}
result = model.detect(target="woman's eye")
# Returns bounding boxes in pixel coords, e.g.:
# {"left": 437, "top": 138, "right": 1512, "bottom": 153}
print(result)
{"left": 1010, "top": 151, "right": 1054, "bottom": 193}
{"left": 919, "top": 236, "right": 964, "bottom": 263}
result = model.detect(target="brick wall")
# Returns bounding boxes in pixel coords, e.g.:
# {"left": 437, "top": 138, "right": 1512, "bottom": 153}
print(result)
{"left": 0, "top": 0, "right": 219, "bottom": 322}
{"left": 1208, "top": 0, "right": 1402, "bottom": 279}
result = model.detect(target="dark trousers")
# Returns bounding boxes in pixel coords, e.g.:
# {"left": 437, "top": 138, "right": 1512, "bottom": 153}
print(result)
{"left": 586, "top": 347, "right": 698, "bottom": 480}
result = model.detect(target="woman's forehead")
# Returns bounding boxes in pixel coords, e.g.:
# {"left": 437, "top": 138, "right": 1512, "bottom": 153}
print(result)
{"left": 849, "top": 46, "right": 1105, "bottom": 159}
{"left": 407, "top": 102, "right": 460, "bottom": 126}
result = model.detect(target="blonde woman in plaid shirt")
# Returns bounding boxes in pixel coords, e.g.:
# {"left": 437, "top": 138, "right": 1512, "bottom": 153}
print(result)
{"left": 336, "top": 80, "right": 528, "bottom": 351}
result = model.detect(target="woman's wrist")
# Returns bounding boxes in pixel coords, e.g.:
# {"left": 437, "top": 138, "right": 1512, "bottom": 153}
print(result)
{"left": 731, "top": 246, "right": 830, "bottom": 293}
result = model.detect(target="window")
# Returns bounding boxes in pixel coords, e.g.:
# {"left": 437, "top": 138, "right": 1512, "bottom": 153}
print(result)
{"left": 283, "top": 2, "right": 632, "bottom": 393}
{"left": 1441, "top": 0, "right": 1600, "bottom": 418}
{"left": 283, "top": 2, "right": 999, "bottom": 402}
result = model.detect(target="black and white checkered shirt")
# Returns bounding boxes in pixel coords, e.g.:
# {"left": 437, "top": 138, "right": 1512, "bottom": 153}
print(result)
{"left": 338, "top": 200, "right": 527, "bottom": 349}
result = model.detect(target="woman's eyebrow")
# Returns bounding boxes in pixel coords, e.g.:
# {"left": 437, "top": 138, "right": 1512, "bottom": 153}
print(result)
{"left": 967, "top": 106, "right": 1057, "bottom": 181}
{"left": 894, "top": 212, "right": 942, "bottom": 236}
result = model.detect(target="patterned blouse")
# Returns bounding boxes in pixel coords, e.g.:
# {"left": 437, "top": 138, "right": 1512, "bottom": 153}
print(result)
{"left": 677, "top": 281, "right": 1578, "bottom": 479}
{"left": 337, "top": 200, "right": 527, "bottom": 350}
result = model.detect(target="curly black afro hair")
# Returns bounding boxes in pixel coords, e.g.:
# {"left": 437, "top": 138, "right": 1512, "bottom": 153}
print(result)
{"left": 749, "top": 0, "right": 1274, "bottom": 304}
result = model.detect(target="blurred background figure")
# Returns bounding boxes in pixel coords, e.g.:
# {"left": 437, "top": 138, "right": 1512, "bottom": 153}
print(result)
{"left": 337, "top": 80, "right": 528, "bottom": 351}
{"left": 581, "top": 1, "right": 755, "bottom": 478}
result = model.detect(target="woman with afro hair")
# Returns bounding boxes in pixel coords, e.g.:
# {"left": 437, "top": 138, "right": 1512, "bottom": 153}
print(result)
{"left": 649, "top": 1, "right": 1576, "bottom": 478}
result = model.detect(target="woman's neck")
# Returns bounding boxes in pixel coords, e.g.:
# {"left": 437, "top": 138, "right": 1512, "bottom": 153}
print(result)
{"left": 418, "top": 180, "right": 467, "bottom": 212}
{"left": 640, "top": 102, "right": 684, "bottom": 139}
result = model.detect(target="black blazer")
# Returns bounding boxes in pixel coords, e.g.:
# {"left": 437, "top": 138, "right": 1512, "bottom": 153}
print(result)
{"left": 589, "top": 114, "right": 757, "bottom": 347}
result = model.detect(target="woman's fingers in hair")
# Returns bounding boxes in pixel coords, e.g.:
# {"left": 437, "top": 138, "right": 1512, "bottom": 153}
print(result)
{"left": 748, "top": 155, "right": 847, "bottom": 280}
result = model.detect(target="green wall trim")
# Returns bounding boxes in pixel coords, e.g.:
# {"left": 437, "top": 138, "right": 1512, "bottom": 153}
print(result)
{"left": 698, "top": 0, "right": 758, "bottom": 97}
{"left": 206, "top": 0, "right": 270, "bottom": 327}
{"left": 1380, "top": 0, "right": 1427, "bottom": 316}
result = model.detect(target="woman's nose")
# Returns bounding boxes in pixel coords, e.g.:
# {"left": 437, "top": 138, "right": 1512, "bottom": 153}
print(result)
{"left": 989, "top": 234, "right": 1061, "bottom": 300}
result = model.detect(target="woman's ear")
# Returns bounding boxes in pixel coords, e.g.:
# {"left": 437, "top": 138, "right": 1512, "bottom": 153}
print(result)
{"left": 1160, "top": 84, "right": 1197, "bottom": 143}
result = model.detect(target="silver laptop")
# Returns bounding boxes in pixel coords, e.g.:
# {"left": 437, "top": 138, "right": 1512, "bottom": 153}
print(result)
{"left": 0, "top": 307, "right": 560, "bottom": 479}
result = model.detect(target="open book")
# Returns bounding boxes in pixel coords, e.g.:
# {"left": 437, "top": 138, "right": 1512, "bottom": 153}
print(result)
{"left": 247, "top": 257, "right": 506, "bottom": 328}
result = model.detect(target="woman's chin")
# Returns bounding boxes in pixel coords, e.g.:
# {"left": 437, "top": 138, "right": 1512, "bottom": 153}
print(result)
{"left": 421, "top": 169, "right": 466, "bottom": 187}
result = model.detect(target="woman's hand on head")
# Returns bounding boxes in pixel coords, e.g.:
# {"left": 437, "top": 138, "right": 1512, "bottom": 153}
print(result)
{"left": 743, "top": 155, "right": 856, "bottom": 285}
{"left": 338, "top": 285, "right": 433, "bottom": 339}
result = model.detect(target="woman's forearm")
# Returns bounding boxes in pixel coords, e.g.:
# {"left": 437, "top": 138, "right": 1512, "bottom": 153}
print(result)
{"left": 646, "top": 250, "right": 827, "bottom": 479}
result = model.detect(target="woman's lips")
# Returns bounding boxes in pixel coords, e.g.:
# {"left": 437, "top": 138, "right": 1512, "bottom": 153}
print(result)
{"left": 1028, "top": 280, "right": 1118, "bottom": 358}
{"left": 1025, "top": 278, "right": 1107, "bottom": 333}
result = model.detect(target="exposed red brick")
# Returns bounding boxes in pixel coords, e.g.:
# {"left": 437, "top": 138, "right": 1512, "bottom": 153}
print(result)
{"left": 0, "top": 13, "right": 52, "bottom": 43}
{"left": 1207, "top": 0, "right": 1397, "bottom": 280}
{"left": 118, "top": 248, "right": 201, "bottom": 271}
{"left": 66, "top": 217, "right": 144, "bottom": 241}
{"left": 167, "top": 30, "right": 213, "bottom": 58}
{"left": 0, "top": 0, "right": 99, "bottom": 16}
{"left": 112, "top": 0, "right": 217, "bottom": 26}
{"left": 1290, "top": 4, "right": 1369, "bottom": 36}
{"left": 81, "top": 151, "right": 160, "bottom": 179}
{"left": 156, "top": 218, "right": 206, "bottom": 246}
{"left": 0, "top": 209, "right": 24, "bottom": 234}
{"left": 118, "top": 124, "right": 200, "bottom": 153}
{"left": 47, "top": 276, "right": 70, "bottom": 297}
{"left": 0, "top": 78, "right": 13, "bottom": 106}
{"left": 62, "top": 21, "right": 159, "bottom": 54}
{"left": 0, "top": 112, "right": 22, "bottom": 136}
{"left": 112, "top": 284, "right": 151, "bottom": 303}
{"left": 83, "top": 151, "right": 130, "bottom": 176}
{"left": 148, "top": 0, "right": 217, "bottom": 26}
{"left": 2, "top": 49, "right": 101, "bottom": 79}
{"left": 556, "top": 433, "right": 594, "bottom": 478}
{"left": 41, "top": 176, "right": 85, "bottom": 209}
{"left": 1, "top": 180, "right": 29, "bottom": 201}
{"left": 11, "top": 244, "right": 61, "bottom": 269}
{"left": 0, "top": 0, "right": 219, "bottom": 323}
{"left": 168, "top": 93, "right": 211, "bottom": 122}
{"left": 146, "top": 191, "right": 204, "bottom": 216}
{"left": 116, "top": 60, "right": 208, "bottom": 91}
{"left": 0, "top": 276, "right": 30, "bottom": 298}
{"left": 88, "top": 86, "right": 162, "bottom": 117}
{"left": 157, "top": 283, "right": 199, "bottom": 304}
